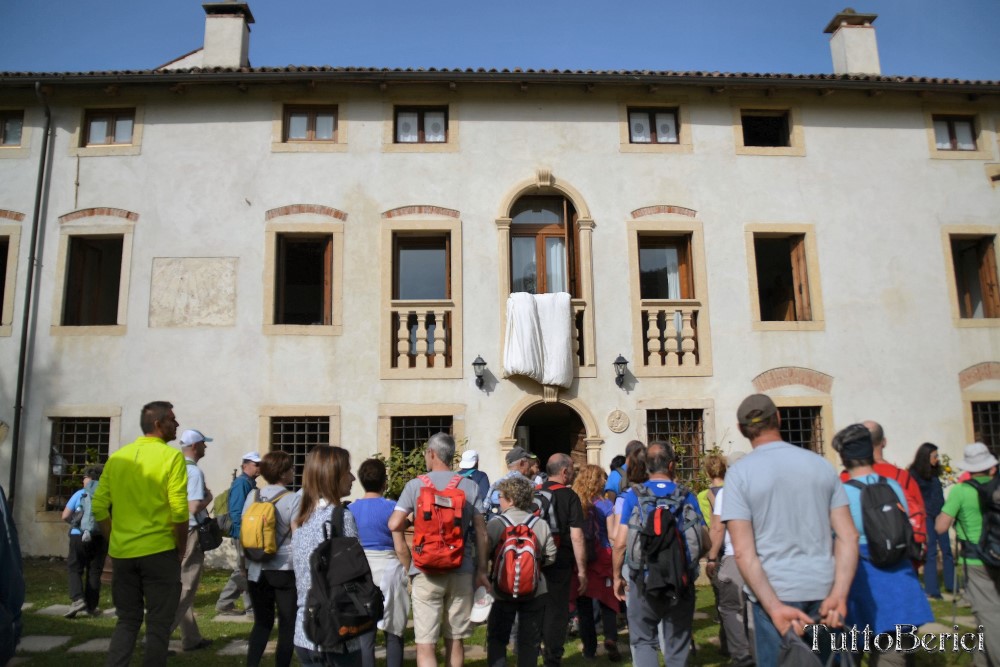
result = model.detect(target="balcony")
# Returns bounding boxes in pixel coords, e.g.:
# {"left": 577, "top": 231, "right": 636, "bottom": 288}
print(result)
{"left": 640, "top": 300, "right": 704, "bottom": 369}
{"left": 391, "top": 301, "right": 454, "bottom": 370}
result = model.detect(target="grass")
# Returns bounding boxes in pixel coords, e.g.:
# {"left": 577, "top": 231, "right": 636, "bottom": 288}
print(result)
{"left": 16, "top": 557, "right": 981, "bottom": 666}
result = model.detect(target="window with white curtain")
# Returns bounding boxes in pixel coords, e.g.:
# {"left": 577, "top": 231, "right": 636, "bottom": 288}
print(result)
{"left": 628, "top": 108, "right": 679, "bottom": 144}
{"left": 394, "top": 107, "right": 448, "bottom": 143}
{"left": 933, "top": 115, "right": 977, "bottom": 151}
{"left": 510, "top": 195, "right": 577, "bottom": 296}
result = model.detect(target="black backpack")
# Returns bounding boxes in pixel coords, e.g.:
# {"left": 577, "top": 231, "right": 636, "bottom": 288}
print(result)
{"left": 963, "top": 477, "right": 1000, "bottom": 567}
{"left": 303, "top": 506, "right": 385, "bottom": 650}
{"left": 637, "top": 502, "right": 691, "bottom": 615}
{"left": 846, "top": 476, "right": 913, "bottom": 568}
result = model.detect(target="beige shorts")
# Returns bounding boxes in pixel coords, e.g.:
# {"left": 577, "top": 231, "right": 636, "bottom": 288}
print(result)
{"left": 411, "top": 571, "right": 475, "bottom": 643}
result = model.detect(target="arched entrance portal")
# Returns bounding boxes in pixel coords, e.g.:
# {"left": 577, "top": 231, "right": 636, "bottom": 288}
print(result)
{"left": 514, "top": 402, "right": 588, "bottom": 470}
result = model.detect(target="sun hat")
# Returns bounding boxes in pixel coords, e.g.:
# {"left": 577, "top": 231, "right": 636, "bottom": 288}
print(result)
{"left": 959, "top": 442, "right": 999, "bottom": 473}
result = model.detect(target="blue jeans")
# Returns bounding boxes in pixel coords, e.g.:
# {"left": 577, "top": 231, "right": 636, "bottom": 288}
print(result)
{"left": 924, "top": 529, "right": 955, "bottom": 597}
{"left": 750, "top": 599, "right": 833, "bottom": 667}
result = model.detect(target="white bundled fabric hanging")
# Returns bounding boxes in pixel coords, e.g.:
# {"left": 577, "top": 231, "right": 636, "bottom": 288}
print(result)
{"left": 503, "top": 292, "right": 544, "bottom": 383}
{"left": 534, "top": 292, "right": 573, "bottom": 388}
{"left": 503, "top": 292, "right": 573, "bottom": 389}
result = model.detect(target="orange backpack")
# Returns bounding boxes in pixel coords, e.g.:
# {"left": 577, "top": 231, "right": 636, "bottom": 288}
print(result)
{"left": 412, "top": 475, "right": 466, "bottom": 572}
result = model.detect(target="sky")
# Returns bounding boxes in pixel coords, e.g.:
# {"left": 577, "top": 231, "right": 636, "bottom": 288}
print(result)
{"left": 0, "top": 0, "right": 998, "bottom": 80}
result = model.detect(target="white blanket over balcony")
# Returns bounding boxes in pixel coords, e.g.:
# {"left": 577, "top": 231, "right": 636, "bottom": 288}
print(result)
{"left": 503, "top": 292, "right": 574, "bottom": 388}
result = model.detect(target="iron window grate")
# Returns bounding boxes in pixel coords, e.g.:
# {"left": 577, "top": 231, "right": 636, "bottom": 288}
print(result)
{"left": 779, "top": 406, "right": 824, "bottom": 454}
{"left": 270, "top": 416, "right": 330, "bottom": 490}
{"left": 391, "top": 416, "right": 453, "bottom": 457}
{"left": 645, "top": 408, "right": 705, "bottom": 488}
{"left": 48, "top": 417, "right": 110, "bottom": 511}
{"left": 973, "top": 402, "right": 1000, "bottom": 458}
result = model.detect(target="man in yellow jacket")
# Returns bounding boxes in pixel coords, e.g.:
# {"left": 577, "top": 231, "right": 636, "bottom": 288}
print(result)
{"left": 92, "top": 401, "right": 189, "bottom": 666}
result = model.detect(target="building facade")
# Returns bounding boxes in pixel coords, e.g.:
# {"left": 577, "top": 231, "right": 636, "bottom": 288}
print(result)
{"left": 1, "top": 5, "right": 998, "bottom": 555}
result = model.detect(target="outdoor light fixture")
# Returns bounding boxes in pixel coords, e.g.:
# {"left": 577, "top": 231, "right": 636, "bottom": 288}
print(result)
{"left": 613, "top": 354, "right": 629, "bottom": 388}
{"left": 472, "top": 355, "right": 488, "bottom": 389}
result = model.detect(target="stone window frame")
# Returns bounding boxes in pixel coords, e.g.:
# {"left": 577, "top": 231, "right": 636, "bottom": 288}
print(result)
{"left": 744, "top": 223, "right": 825, "bottom": 332}
{"left": 732, "top": 100, "right": 806, "bottom": 157}
{"left": 50, "top": 210, "right": 136, "bottom": 337}
{"left": 36, "top": 405, "right": 121, "bottom": 520}
{"left": 941, "top": 224, "right": 1000, "bottom": 328}
{"left": 495, "top": 170, "right": 597, "bottom": 378}
{"left": 0, "top": 107, "right": 30, "bottom": 159}
{"left": 270, "top": 100, "right": 348, "bottom": 153}
{"left": 263, "top": 209, "right": 345, "bottom": 336}
{"left": 0, "top": 219, "right": 23, "bottom": 337}
{"left": 626, "top": 213, "right": 713, "bottom": 378}
{"left": 617, "top": 100, "right": 693, "bottom": 154}
{"left": 963, "top": 390, "right": 1000, "bottom": 452}
{"left": 376, "top": 403, "right": 466, "bottom": 458}
{"left": 382, "top": 100, "right": 459, "bottom": 153}
{"left": 635, "top": 396, "right": 716, "bottom": 455}
{"left": 379, "top": 211, "right": 463, "bottom": 380}
{"left": 257, "top": 405, "right": 342, "bottom": 454}
{"left": 69, "top": 104, "right": 144, "bottom": 158}
{"left": 923, "top": 107, "right": 994, "bottom": 161}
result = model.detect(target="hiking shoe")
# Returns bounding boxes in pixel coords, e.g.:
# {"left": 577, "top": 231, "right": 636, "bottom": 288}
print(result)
{"left": 604, "top": 640, "right": 622, "bottom": 662}
{"left": 87, "top": 607, "right": 102, "bottom": 618}
{"left": 64, "top": 599, "right": 88, "bottom": 618}
{"left": 215, "top": 605, "right": 244, "bottom": 616}
{"left": 184, "top": 639, "right": 213, "bottom": 652}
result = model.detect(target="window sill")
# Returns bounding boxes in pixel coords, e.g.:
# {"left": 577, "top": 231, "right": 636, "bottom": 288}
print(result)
{"left": 619, "top": 142, "right": 693, "bottom": 155}
{"left": 954, "top": 317, "right": 1000, "bottom": 328}
{"left": 69, "top": 144, "right": 141, "bottom": 158}
{"left": 0, "top": 325, "right": 10, "bottom": 337}
{"left": 271, "top": 141, "right": 348, "bottom": 154}
{"left": 930, "top": 147, "right": 994, "bottom": 161}
{"left": 0, "top": 145, "right": 29, "bottom": 159}
{"left": 632, "top": 365, "right": 714, "bottom": 378}
{"left": 263, "top": 324, "right": 343, "bottom": 336}
{"left": 736, "top": 145, "right": 806, "bottom": 157}
{"left": 383, "top": 142, "right": 457, "bottom": 154}
{"left": 381, "top": 366, "right": 463, "bottom": 380}
{"left": 50, "top": 325, "right": 126, "bottom": 336}
{"left": 752, "top": 320, "right": 825, "bottom": 332}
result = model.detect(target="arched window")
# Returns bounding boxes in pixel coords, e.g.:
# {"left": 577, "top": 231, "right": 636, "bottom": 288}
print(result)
{"left": 509, "top": 195, "right": 579, "bottom": 296}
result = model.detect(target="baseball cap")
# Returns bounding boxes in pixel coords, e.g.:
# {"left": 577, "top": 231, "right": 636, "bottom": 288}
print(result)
{"left": 179, "top": 429, "right": 212, "bottom": 447}
{"left": 459, "top": 450, "right": 479, "bottom": 469}
{"left": 737, "top": 394, "right": 777, "bottom": 426}
{"left": 505, "top": 446, "right": 530, "bottom": 466}
{"left": 242, "top": 451, "right": 262, "bottom": 463}
{"left": 470, "top": 585, "right": 494, "bottom": 624}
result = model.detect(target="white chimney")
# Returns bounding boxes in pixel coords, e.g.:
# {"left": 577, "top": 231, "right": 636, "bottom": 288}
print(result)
{"left": 824, "top": 8, "right": 881, "bottom": 76}
{"left": 202, "top": 1, "right": 255, "bottom": 69}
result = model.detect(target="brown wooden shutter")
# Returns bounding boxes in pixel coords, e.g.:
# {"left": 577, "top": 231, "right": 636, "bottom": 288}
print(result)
{"left": 979, "top": 237, "right": 1000, "bottom": 318}
{"left": 790, "top": 235, "right": 812, "bottom": 321}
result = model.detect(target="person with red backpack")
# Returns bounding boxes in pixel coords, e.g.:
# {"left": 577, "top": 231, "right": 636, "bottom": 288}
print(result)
{"left": 388, "top": 433, "right": 490, "bottom": 667}
{"left": 486, "top": 475, "right": 557, "bottom": 667}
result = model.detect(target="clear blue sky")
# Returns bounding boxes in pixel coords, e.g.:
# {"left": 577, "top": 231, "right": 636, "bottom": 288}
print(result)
{"left": 1, "top": 0, "right": 998, "bottom": 80}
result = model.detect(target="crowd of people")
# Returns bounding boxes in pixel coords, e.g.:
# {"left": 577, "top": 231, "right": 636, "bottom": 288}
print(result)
{"left": 27, "top": 396, "right": 1000, "bottom": 667}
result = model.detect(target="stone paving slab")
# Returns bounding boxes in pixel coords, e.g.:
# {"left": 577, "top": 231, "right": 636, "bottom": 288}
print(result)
{"left": 37, "top": 604, "right": 74, "bottom": 617}
{"left": 69, "top": 638, "right": 112, "bottom": 653}
{"left": 219, "top": 639, "right": 276, "bottom": 656}
{"left": 214, "top": 612, "right": 254, "bottom": 623}
{"left": 17, "top": 635, "right": 71, "bottom": 652}
{"left": 8, "top": 658, "right": 28, "bottom": 666}
{"left": 919, "top": 622, "right": 957, "bottom": 634}
{"left": 954, "top": 615, "right": 979, "bottom": 628}
{"left": 693, "top": 611, "right": 710, "bottom": 620}
{"left": 21, "top": 603, "right": 34, "bottom": 610}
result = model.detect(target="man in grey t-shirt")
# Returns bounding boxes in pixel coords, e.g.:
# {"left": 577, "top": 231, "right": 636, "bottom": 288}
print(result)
{"left": 389, "top": 433, "right": 490, "bottom": 667}
{"left": 721, "top": 394, "right": 858, "bottom": 667}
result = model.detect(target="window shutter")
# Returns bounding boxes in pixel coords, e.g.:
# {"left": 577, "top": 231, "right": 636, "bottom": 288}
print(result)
{"left": 789, "top": 236, "right": 812, "bottom": 321}
{"left": 978, "top": 237, "right": 1000, "bottom": 318}
{"left": 322, "top": 236, "right": 333, "bottom": 325}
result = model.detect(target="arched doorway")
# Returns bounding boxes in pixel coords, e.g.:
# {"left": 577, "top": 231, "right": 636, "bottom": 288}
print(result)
{"left": 514, "top": 402, "right": 587, "bottom": 470}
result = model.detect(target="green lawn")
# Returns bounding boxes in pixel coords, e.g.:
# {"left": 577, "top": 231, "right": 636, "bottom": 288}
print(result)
{"left": 16, "top": 557, "right": 979, "bottom": 665}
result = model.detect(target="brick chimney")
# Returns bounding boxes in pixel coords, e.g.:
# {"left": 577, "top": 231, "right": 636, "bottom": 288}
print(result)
{"left": 202, "top": 1, "right": 255, "bottom": 68}
{"left": 824, "top": 8, "right": 881, "bottom": 76}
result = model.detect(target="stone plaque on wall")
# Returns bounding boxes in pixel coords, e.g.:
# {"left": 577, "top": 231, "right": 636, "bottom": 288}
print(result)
{"left": 149, "top": 257, "right": 237, "bottom": 327}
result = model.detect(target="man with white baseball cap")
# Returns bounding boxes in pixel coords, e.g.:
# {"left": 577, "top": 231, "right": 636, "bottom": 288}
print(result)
{"left": 458, "top": 449, "right": 490, "bottom": 503}
{"left": 936, "top": 442, "right": 1000, "bottom": 664}
{"left": 216, "top": 450, "right": 261, "bottom": 615}
{"left": 171, "top": 430, "right": 214, "bottom": 650}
